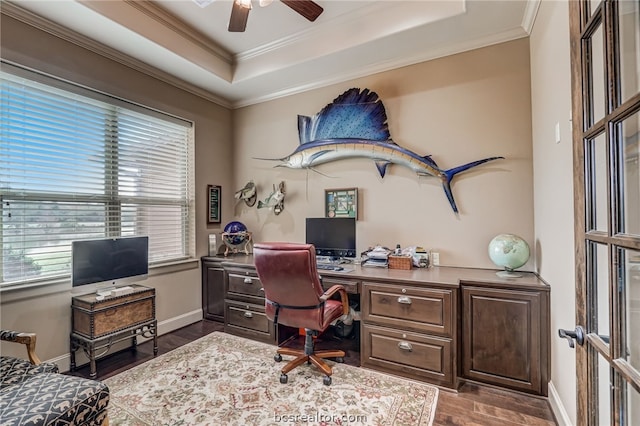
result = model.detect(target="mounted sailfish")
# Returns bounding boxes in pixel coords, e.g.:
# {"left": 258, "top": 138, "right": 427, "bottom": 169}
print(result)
{"left": 258, "top": 88, "right": 503, "bottom": 213}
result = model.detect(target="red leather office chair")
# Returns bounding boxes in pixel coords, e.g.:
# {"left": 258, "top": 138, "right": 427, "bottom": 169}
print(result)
{"left": 253, "top": 242, "right": 349, "bottom": 385}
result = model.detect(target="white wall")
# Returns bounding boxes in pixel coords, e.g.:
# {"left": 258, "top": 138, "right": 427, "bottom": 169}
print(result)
{"left": 529, "top": 1, "right": 576, "bottom": 424}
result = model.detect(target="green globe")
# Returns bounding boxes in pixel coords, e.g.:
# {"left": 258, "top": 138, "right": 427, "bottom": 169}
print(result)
{"left": 488, "top": 234, "right": 530, "bottom": 277}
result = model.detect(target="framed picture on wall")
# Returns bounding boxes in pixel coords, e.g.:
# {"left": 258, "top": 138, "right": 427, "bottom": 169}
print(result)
{"left": 207, "top": 185, "right": 221, "bottom": 224}
{"left": 325, "top": 188, "right": 358, "bottom": 219}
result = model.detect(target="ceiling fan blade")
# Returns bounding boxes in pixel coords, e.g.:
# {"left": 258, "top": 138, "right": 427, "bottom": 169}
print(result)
{"left": 281, "top": 0, "right": 323, "bottom": 22}
{"left": 229, "top": 1, "right": 251, "bottom": 32}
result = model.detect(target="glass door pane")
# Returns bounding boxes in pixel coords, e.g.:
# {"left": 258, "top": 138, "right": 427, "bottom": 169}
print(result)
{"left": 622, "top": 248, "right": 640, "bottom": 371}
{"left": 590, "top": 242, "right": 611, "bottom": 343}
{"left": 619, "top": 111, "right": 640, "bottom": 236}
{"left": 625, "top": 379, "right": 640, "bottom": 425}
{"left": 598, "top": 355, "right": 612, "bottom": 426}
{"left": 619, "top": 0, "right": 640, "bottom": 105}
{"left": 590, "top": 0, "right": 603, "bottom": 18}
{"left": 589, "top": 23, "right": 606, "bottom": 126}
{"left": 589, "top": 133, "right": 609, "bottom": 232}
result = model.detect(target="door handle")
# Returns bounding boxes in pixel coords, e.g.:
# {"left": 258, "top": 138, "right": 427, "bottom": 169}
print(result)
{"left": 558, "top": 326, "right": 585, "bottom": 348}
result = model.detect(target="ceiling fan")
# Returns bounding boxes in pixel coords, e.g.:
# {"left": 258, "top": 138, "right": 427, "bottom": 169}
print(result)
{"left": 194, "top": 0, "right": 324, "bottom": 33}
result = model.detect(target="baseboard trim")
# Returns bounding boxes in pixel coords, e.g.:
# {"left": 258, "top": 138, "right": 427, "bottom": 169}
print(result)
{"left": 55, "top": 309, "right": 204, "bottom": 373}
{"left": 548, "top": 380, "right": 573, "bottom": 426}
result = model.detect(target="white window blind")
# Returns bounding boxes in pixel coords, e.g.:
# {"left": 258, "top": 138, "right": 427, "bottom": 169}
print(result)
{"left": 1, "top": 68, "right": 195, "bottom": 288}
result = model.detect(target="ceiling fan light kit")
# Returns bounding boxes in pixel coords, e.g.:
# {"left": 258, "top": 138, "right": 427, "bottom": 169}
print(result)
{"left": 227, "top": 0, "right": 323, "bottom": 32}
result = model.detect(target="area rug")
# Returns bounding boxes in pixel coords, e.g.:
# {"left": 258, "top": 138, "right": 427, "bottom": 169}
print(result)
{"left": 104, "top": 332, "right": 439, "bottom": 425}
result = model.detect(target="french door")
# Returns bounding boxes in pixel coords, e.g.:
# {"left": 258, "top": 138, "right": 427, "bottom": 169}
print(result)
{"left": 569, "top": 1, "right": 640, "bottom": 425}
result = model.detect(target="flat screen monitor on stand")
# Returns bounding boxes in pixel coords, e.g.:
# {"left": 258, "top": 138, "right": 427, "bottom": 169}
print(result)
{"left": 71, "top": 236, "right": 149, "bottom": 297}
{"left": 305, "top": 217, "right": 356, "bottom": 264}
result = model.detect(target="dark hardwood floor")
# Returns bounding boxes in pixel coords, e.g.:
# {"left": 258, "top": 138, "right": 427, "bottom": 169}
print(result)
{"left": 68, "top": 320, "right": 557, "bottom": 425}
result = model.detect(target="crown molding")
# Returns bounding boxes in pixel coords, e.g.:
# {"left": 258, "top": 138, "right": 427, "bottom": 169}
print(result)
{"left": 122, "top": 0, "right": 232, "bottom": 64}
{"left": 1, "top": 2, "right": 233, "bottom": 109}
{"left": 77, "top": 0, "right": 232, "bottom": 81}
{"left": 521, "top": 0, "right": 541, "bottom": 35}
{"left": 232, "top": 26, "right": 529, "bottom": 109}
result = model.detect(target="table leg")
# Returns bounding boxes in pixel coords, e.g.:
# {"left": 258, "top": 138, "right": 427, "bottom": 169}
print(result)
{"left": 153, "top": 320, "right": 158, "bottom": 356}
{"left": 69, "top": 336, "right": 77, "bottom": 371}
{"left": 89, "top": 343, "right": 97, "bottom": 379}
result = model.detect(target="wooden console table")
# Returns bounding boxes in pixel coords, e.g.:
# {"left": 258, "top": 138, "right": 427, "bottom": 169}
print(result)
{"left": 70, "top": 284, "right": 158, "bottom": 379}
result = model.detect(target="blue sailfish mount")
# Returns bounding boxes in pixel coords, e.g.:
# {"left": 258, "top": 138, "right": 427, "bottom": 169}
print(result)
{"left": 258, "top": 88, "right": 503, "bottom": 213}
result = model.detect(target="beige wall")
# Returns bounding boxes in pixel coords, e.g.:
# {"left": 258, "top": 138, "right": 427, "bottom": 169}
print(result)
{"left": 530, "top": 1, "right": 576, "bottom": 425}
{"left": 233, "top": 38, "right": 534, "bottom": 269}
{"left": 0, "top": 11, "right": 579, "bottom": 423}
{"left": 0, "top": 15, "right": 233, "bottom": 364}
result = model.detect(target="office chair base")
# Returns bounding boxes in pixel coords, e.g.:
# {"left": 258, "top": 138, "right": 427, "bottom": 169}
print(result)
{"left": 274, "top": 347, "right": 345, "bottom": 385}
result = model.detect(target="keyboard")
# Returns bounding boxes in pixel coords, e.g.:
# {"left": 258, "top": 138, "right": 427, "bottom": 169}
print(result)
{"left": 317, "top": 264, "right": 342, "bottom": 271}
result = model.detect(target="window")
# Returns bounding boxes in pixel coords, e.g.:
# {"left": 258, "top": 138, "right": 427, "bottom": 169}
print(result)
{"left": 0, "top": 66, "right": 195, "bottom": 288}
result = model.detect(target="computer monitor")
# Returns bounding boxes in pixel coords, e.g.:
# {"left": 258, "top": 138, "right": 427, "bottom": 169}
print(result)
{"left": 72, "top": 236, "right": 149, "bottom": 293}
{"left": 305, "top": 217, "right": 356, "bottom": 259}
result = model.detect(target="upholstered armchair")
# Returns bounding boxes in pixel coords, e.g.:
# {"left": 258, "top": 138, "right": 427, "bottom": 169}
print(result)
{"left": 0, "top": 329, "right": 110, "bottom": 426}
{"left": 253, "top": 242, "right": 350, "bottom": 385}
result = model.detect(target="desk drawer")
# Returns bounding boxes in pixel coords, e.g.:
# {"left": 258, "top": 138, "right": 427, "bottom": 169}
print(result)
{"left": 362, "top": 282, "right": 453, "bottom": 336}
{"left": 225, "top": 300, "right": 270, "bottom": 333}
{"left": 73, "top": 297, "right": 154, "bottom": 339}
{"left": 361, "top": 324, "right": 453, "bottom": 388}
{"left": 227, "top": 272, "right": 263, "bottom": 298}
{"left": 321, "top": 276, "right": 359, "bottom": 294}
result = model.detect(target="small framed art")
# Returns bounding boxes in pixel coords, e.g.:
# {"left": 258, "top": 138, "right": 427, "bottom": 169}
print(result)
{"left": 207, "top": 185, "right": 221, "bottom": 224}
{"left": 325, "top": 188, "right": 358, "bottom": 219}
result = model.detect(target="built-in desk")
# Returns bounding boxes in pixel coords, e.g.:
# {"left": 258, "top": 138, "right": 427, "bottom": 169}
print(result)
{"left": 201, "top": 255, "right": 550, "bottom": 395}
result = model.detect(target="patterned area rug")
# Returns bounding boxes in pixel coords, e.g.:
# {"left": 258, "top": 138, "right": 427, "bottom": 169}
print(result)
{"left": 104, "top": 332, "right": 439, "bottom": 425}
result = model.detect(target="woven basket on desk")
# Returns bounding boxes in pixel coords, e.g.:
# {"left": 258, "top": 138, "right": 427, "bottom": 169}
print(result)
{"left": 388, "top": 255, "right": 412, "bottom": 270}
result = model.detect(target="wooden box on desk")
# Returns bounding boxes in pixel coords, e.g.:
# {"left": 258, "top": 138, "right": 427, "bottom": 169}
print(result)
{"left": 72, "top": 285, "right": 155, "bottom": 339}
{"left": 388, "top": 255, "right": 412, "bottom": 270}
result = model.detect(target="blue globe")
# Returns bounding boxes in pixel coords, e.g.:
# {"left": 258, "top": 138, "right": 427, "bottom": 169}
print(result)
{"left": 223, "top": 221, "right": 248, "bottom": 246}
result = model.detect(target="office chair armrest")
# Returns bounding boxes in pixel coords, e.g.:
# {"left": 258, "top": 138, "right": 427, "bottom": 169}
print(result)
{"left": 0, "top": 330, "right": 42, "bottom": 365}
{"left": 320, "top": 285, "right": 350, "bottom": 315}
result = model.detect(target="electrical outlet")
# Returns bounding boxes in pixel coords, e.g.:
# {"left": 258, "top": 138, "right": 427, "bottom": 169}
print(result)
{"left": 431, "top": 251, "right": 440, "bottom": 266}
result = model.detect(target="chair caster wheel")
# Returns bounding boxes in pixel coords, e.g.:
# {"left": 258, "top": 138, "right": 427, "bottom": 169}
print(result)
{"left": 274, "top": 354, "right": 282, "bottom": 362}
{"left": 323, "top": 376, "right": 332, "bottom": 386}
{"left": 280, "top": 374, "right": 288, "bottom": 384}
{"left": 335, "top": 357, "right": 344, "bottom": 363}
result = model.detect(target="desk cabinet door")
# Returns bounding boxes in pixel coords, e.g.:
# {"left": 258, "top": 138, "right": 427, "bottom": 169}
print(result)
{"left": 461, "top": 286, "right": 544, "bottom": 395}
{"left": 202, "top": 260, "right": 224, "bottom": 321}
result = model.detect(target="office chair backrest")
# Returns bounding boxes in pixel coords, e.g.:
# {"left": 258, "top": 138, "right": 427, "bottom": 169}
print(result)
{"left": 253, "top": 242, "right": 326, "bottom": 329}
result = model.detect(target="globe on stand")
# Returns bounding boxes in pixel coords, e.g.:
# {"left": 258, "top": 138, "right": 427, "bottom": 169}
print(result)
{"left": 222, "top": 221, "right": 252, "bottom": 256}
{"left": 488, "top": 234, "right": 530, "bottom": 278}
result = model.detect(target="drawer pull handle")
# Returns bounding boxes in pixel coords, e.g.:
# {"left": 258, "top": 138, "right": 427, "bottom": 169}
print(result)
{"left": 105, "top": 309, "right": 117, "bottom": 316}
{"left": 397, "top": 296, "right": 412, "bottom": 305}
{"left": 398, "top": 341, "right": 413, "bottom": 351}
{"left": 243, "top": 277, "right": 252, "bottom": 284}
{"left": 243, "top": 311, "right": 253, "bottom": 318}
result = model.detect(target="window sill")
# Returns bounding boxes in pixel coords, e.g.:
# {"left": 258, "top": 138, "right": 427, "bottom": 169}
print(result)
{"left": 0, "top": 258, "right": 200, "bottom": 304}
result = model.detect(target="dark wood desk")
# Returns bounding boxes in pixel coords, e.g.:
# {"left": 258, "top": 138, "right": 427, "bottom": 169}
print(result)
{"left": 201, "top": 255, "right": 550, "bottom": 395}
